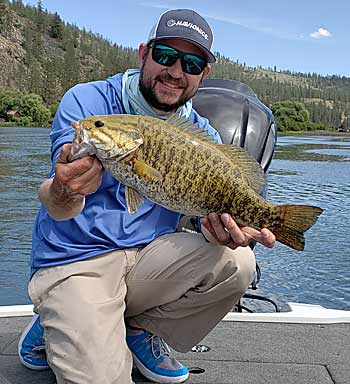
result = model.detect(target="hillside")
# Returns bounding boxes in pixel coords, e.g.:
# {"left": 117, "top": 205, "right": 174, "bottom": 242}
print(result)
{"left": 0, "top": 0, "right": 138, "bottom": 105}
{"left": 1, "top": 0, "right": 350, "bottom": 129}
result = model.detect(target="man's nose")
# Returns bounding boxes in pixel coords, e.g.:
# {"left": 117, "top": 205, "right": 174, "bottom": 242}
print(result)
{"left": 167, "top": 58, "right": 183, "bottom": 78}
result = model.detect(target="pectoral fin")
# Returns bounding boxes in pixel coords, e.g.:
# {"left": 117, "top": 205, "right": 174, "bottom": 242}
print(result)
{"left": 132, "top": 159, "right": 162, "bottom": 182}
{"left": 125, "top": 186, "right": 144, "bottom": 215}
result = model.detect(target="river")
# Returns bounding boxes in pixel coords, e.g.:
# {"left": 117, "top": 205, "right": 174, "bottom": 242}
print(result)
{"left": 0, "top": 128, "right": 350, "bottom": 311}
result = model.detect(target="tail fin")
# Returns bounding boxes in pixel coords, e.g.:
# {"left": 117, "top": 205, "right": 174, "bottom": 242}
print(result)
{"left": 272, "top": 205, "right": 323, "bottom": 251}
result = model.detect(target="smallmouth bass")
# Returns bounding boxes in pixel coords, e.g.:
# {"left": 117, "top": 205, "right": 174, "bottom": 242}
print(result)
{"left": 70, "top": 114, "right": 323, "bottom": 251}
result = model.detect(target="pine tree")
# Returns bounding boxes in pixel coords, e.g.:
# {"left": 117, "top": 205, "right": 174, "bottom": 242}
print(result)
{"left": 50, "top": 12, "right": 63, "bottom": 39}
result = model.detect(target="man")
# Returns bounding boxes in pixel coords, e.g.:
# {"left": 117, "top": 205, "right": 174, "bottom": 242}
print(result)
{"left": 18, "top": 8, "right": 275, "bottom": 384}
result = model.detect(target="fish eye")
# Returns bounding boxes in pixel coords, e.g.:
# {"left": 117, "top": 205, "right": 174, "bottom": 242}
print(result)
{"left": 95, "top": 120, "right": 105, "bottom": 128}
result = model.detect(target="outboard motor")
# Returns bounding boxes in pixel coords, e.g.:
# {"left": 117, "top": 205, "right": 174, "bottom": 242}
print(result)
{"left": 193, "top": 78, "right": 277, "bottom": 173}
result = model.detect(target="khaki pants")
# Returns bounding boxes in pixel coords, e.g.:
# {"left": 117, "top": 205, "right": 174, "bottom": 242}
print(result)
{"left": 29, "top": 232, "right": 255, "bottom": 384}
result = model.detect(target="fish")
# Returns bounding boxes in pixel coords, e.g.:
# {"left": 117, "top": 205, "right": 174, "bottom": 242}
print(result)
{"left": 69, "top": 114, "right": 323, "bottom": 251}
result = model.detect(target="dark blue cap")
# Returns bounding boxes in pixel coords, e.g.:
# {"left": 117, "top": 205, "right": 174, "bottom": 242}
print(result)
{"left": 147, "top": 9, "right": 216, "bottom": 63}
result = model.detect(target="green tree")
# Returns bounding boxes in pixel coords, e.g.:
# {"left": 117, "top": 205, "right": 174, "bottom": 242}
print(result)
{"left": 35, "top": 0, "right": 47, "bottom": 33}
{"left": 49, "top": 12, "right": 63, "bottom": 39}
{"left": 19, "top": 93, "right": 51, "bottom": 126}
{"left": 0, "top": 90, "right": 51, "bottom": 126}
{"left": 0, "top": 90, "right": 18, "bottom": 118}
{"left": 271, "top": 101, "right": 312, "bottom": 131}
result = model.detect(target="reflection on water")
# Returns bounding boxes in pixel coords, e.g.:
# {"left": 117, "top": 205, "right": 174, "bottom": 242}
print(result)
{"left": 274, "top": 135, "right": 350, "bottom": 163}
{"left": 305, "top": 148, "right": 350, "bottom": 158}
{"left": 1, "top": 129, "right": 350, "bottom": 311}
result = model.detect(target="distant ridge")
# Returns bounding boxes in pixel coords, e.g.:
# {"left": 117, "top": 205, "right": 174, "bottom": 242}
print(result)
{"left": 0, "top": 0, "right": 349, "bottom": 129}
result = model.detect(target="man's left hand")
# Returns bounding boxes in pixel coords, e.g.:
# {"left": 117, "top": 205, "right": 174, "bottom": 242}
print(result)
{"left": 200, "top": 212, "right": 276, "bottom": 250}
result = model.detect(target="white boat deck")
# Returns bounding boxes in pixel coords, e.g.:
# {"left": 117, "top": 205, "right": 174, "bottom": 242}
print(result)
{"left": 0, "top": 304, "right": 349, "bottom": 383}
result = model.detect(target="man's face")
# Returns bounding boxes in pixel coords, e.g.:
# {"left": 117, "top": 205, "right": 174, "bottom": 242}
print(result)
{"left": 138, "top": 39, "right": 211, "bottom": 113}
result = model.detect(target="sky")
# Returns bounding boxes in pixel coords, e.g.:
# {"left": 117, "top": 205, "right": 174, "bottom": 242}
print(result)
{"left": 22, "top": 0, "right": 350, "bottom": 77}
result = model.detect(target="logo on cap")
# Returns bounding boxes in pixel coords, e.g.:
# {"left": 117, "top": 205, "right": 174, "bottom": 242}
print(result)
{"left": 167, "top": 19, "right": 176, "bottom": 27}
{"left": 166, "top": 18, "right": 209, "bottom": 40}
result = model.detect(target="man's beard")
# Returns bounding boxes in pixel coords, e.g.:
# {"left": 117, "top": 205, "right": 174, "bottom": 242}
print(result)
{"left": 139, "top": 67, "right": 197, "bottom": 112}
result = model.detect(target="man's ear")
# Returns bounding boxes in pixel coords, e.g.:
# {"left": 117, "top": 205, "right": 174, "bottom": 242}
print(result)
{"left": 202, "top": 64, "right": 211, "bottom": 79}
{"left": 138, "top": 43, "right": 149, "bottom": 66}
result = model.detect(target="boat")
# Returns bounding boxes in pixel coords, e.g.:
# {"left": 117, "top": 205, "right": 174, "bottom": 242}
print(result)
{"left": 1, "top": 302, "right": 349, "bottom": 383}
{"left": 1, "top": 79, "right": 349, "bottom": 383}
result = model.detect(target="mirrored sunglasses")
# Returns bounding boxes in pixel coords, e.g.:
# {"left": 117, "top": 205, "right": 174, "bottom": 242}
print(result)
{"left": 150, "top": 43, "right": 207, "bottom": 76}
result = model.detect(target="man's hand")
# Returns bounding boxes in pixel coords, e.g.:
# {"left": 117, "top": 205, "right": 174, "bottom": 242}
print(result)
{"left": 53, "top": 143, "right": 103, "bottom": 196}
{"left": 39, "top": 143, "right": 103, "bottom": 221}
{"left": 200, "top": 212, "right": 276, "bottom": 250}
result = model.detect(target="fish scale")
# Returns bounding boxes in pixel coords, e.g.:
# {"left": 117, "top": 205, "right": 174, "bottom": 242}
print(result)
{"left": 70, "top": 114, "right": 323, "bottom": 251}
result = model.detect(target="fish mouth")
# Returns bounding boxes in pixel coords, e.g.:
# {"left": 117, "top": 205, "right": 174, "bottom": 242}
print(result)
{"left": 71, "top": 120, "right": 80, "bottom": 131}
{"left": 71, "top": 121, "right": 87, "bottom": 144}
{"left": 69, "top": 121, "right": 96, "bottom": 161}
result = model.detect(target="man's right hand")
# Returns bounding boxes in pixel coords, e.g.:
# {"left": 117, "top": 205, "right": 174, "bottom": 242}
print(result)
{"left": 53, "top": 143, "right": 103, "bottom": 196}
{"left": 39, "top": 144, "right": 104, "bottom": 221}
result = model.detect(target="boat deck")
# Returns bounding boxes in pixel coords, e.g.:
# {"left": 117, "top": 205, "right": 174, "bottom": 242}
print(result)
{"left": 0, "top": 313, "right": 349, "bottom": 384}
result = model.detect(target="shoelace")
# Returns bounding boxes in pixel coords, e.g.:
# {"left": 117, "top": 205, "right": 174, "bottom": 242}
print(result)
{"left": 149, "top": 335, "right": 171, "bottom": 359}
{"left": 32, "top": 344, "right": 46, "bottom": 352}
{"left": 27, "top": 336, "right": 46, "bottom": 357}
{"left": 28, "top": 344, "right": 46, "bottom": 358}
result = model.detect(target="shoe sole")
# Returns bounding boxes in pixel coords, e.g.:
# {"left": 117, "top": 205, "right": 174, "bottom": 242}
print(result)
{"left": 18, "top": 314, "right": 49, "bottom": 371}
{"left": 132, "top": 352, "right": 189, "bottom": 383}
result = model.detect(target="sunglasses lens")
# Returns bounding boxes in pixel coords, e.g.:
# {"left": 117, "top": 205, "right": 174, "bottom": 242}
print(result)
{"left": 183, "top": 54, "right": 206, "bottom": 75}
{"left": 152, "top": 45, "right": 178, "bottom": 67}
{"left": 152, "top": 44, "right": 206, "bottom": 75}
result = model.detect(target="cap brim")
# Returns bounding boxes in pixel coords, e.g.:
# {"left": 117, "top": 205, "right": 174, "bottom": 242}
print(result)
{"left": 150, "top": 36, "right": 216, "bottom": 63}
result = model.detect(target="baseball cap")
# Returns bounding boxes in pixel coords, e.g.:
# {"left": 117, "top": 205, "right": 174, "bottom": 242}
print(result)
{"left": 147, "top": 9, "right": 216, "bottom": 63}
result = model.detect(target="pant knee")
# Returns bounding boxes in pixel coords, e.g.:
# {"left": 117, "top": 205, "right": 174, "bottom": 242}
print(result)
{"left": 220, "top": 246, "right": 256, "bottom": 294}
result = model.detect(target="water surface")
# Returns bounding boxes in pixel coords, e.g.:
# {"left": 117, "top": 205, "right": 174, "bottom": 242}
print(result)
{"left": 0, "top": 127, "right": 50, "bottom": 305}
{"left": 1, "top": 129, "right": 349, "bottom": 311}
{"left": 253, "top": 135, "right": 350, "bottom": 311}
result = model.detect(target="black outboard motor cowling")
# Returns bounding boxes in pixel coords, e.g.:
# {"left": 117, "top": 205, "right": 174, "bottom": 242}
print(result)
{"left": 192, "top": 78, "right": 277, "bottom": 173}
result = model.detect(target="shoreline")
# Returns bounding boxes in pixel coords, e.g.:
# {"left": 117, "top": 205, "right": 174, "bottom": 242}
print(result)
{"left": 278, "top": 130, "right": 350, "bottom": 137}
{"left": 0, "top": 124, "right": 50, "bottom": 128}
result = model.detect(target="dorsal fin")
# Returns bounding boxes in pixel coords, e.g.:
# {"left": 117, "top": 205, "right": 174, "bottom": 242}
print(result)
{"left": 167, "top": 114, "right": 264, "bottom": 193}
{"left": 166, "top": 113, "right": 217, "bottom": 144}
{"left": 216, "top": 144, "right": 265, "bottom": 194}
